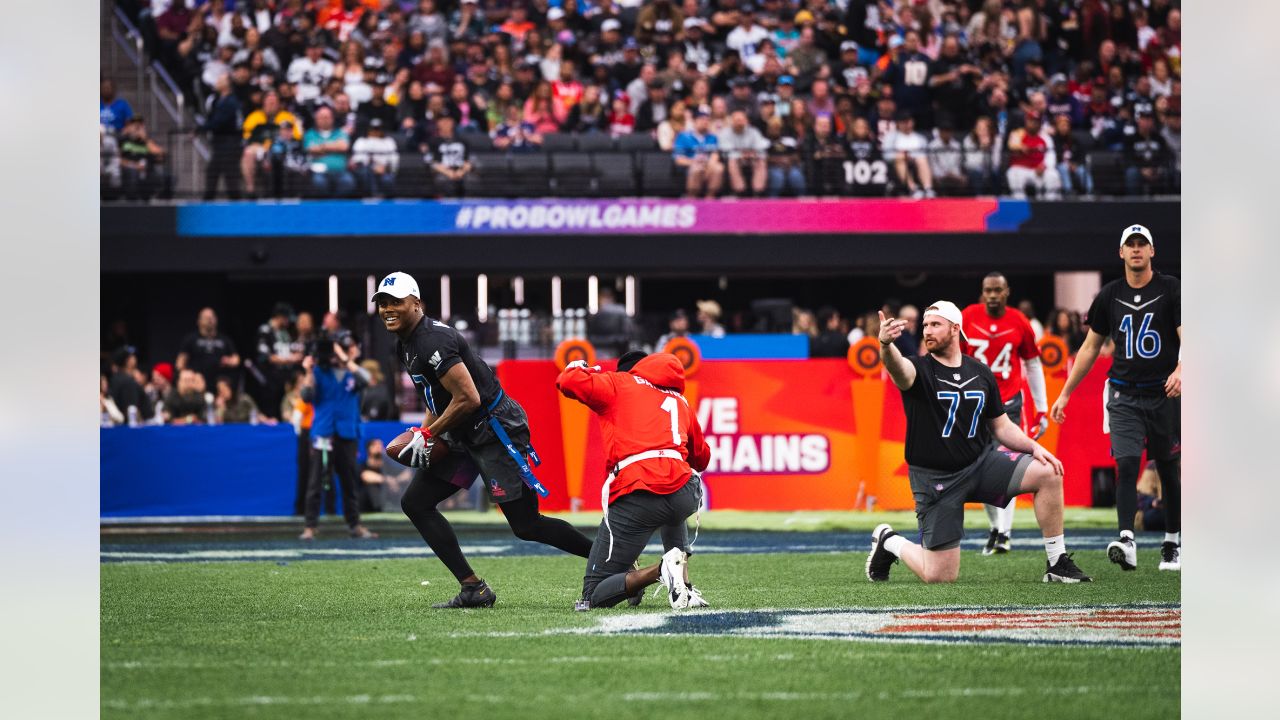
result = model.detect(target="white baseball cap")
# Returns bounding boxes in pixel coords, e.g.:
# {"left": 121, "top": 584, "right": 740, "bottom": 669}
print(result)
{"left": 372, "top": 271, "right": 420, "bottom": 302}
{"left": 923, "top": 300, "right": 968, "bottom": 342}
{"left": 1120, "top": 223, "right": 1154, "bottom": 247}
{"left": 547, "top": 8, "right": 565, "bottom": 20}
{"left": 602, "top": 18, "right": 622, "bottom": 32}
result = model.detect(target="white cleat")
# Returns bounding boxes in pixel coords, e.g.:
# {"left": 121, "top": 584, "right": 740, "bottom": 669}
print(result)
{"left": 1107, "top": 537, "right": 1138, "bottom": 571}
{"left": 659, "top": 548, "right": 690, "bottom": 609}
{"left": 1158, "top": 542, "right": 1181, "bottom": 571}
{"left": 685, "top": 585, "right": 710, "bottom": 608}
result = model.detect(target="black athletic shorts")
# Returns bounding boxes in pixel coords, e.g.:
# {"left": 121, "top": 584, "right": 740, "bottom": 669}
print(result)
{"left": 909, "top": 448, "right": 1034, "bottom": 551}
{"left": 419, "top": 393, "right": 537, "bottom": 503}
{"left": 1106, "top": 384, "right": 1181, "bottom": 460}
{"left": 1004, "top": 393, "right": 1024, "bottom": 428}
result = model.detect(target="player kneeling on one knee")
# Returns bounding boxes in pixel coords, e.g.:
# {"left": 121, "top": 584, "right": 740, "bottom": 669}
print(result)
{"left": 558, "top": 351, "right": 713, "bottom": 610}
{"left": 865, "top": 301, "right": 1091, "bottom": 584}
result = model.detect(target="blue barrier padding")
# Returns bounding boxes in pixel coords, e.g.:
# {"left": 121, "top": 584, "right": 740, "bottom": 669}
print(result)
{"left": 101, "top": 422, "right": 417, "bottom": 518}
{"left": 688, "top": 334, "right": 809, "bottom": 359}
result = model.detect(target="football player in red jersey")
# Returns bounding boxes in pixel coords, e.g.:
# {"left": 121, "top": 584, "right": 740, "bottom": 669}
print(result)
{"left": 962, "top": 272, "right": 1050, "bottom": 555}
{"left": 557, "top": 351, "right": 712, "bottom": 610}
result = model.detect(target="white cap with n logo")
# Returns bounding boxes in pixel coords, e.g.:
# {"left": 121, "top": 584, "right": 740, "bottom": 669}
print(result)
{"left": 371, "top": 271, "right": 420, "bottom": 302}
{"left": 1120, "top": 224, "right": 1154, "bottom": 247}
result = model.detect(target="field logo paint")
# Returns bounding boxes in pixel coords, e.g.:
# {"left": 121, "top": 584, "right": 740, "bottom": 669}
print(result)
{"left": 577, "top": 605, "right": 1180, "bottom": 648}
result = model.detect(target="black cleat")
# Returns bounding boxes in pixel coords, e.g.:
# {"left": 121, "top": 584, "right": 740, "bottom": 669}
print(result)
{"left": 432, "top": 579, "right": 497, "bottom": 608}
{"left": 1158, "top": 542, "right": 1181, "bottom": 571}
{"left": 981, "top": 528, "right": 999, "bottom": 556}
{"left": 1043, "top": 553, "right": 1092, "bottom": 583}
{"left": 994, "top": 533, "right": 1012, "bottom": 554}
{"left": 865, "top": 523, "right": 899, "bottom": 582}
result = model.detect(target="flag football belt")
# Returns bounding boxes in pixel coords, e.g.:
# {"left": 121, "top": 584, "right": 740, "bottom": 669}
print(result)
{"left": 600, "top": 449, "right": 689, "bottom": 563}
{"left": 1108, "top": 377, "right": 1167, "bottom": 396}
{"left": 482, "top": 389, "right": 548, "bottom": 498}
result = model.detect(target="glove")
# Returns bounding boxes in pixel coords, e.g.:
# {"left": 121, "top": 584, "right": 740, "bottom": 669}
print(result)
{"left": 399, "top": 426, "right": 435, "bottom": 468}
{"left": 1030, "top": 412, "right": 1049, "bottom": 440}
{"left": 565, "top": 360, "right": 602, "bottom": 372}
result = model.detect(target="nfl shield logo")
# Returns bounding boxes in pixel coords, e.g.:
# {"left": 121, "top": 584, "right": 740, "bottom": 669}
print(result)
{"left": 953, "top": 373, "right": 961, "bottom": 381}
{"left": 1134, "top": 295, "right": 1141, "bottom": 302}
{"left": 935, "top": 484, "right": 945, "bottom": 491}
{"left": 990, "top": 324, "right": 997, "bottom": 331}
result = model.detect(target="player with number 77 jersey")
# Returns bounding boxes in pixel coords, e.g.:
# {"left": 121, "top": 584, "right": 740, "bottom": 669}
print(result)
{"left": 556, "top": 352, "right": 712, "bottom": 610}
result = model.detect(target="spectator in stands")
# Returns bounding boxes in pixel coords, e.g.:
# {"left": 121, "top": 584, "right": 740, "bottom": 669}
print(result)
{"left": 1161, "top": 110, "right": 1180, "bottom": 189}
{"left": 304, "top": 105, "right": 356, "bottom": 197}
{"left": 357, "top": 78, "right": 400, "bottom": 136}
{"left": 655, "top": 308, "right": 690, "bottom": 350}
{"left": 165, "top": 369, "right": 211, "bottom": 425}
{"left": 1017, "top": 300, "right": 1045, "bottom": 340}
{"left": 199, "top": 73, "right": 243, "bottom": 200}
{"left": 100, "top": 126, "right": 121, "bottom": 200}
{"left": 1046, "top": 73, "right": 1083, "bottom": 129}
{"left": 696, "top": 299, "right": 726, "bottom": 338}
{"left": 350, "top": 118, "right": 399, "bottom": 198}
{"left": 894, "top": 304, "right": 921, "bottom": 357}
{"left": 962, "top": 115, "right": 1001, "bottom": 194}
{"left": 673, "top": 107, "right": 723, "bottom": 198}
{"left": 1050, "top": 113, "right": 1093, "bottom": 197}
{"left": 256, "top": 302, "right": 302, "bottom": 420}
{"left": 118, "top": 118, "right": 174, "bottom": 202}
{"left": 1125, "top": 110, "right": 1171, "bottom": 196}
{"left": 215, "top": 376, "right": 263, "bottom": 424}
{"left": 1048, "top": 308, "right": 1086, "bottom": 354}
{"left": 100, "top": 79, "right": 133, "bottom": 133}
{"left": 267, "top": 121, "right": 307, "bottom": 197}
{"left": 635, "top": 79, "right": 670, "bottom": 134}
{"left": 359, "top": 360, "right": 396, "bottom": 421}
{"left": 806, "top": 114, "right": 848, "bottom": 196}
{"left": 929, "top": 36, "right": 981, "bottom": 131}
{"left": 428, "top": 116, "right": 472, "bottom": 197}
{"left": 606, "top": 91, "right": 636, "bottom": 137}
{"left": 810, "top": 307, "right": 850, "bottom": 358}
{"left": 101, "top": 375, "right": 125, "bottom": 427}
{"left": 241, "top": 91, "right": 302, "bottom": 197}
{"left": 146, "top": 362, "right": 175, "bottom": 420}
{"left": 882, "top": 111, "right": 935, "bottom": 198}
{"left": 564, "top": 84, "right": 609, "bottom": 133}
{"left": 524, "top": 81, "right": 561, "bottom": 135}
{"left": 846, "top": 116, "right": 887, "bottom": 197}
{"left": 108, "top": 346, "right": 153, "bottom": 425}
{"left": 587, "top": 287, "right": 634, "bottom": 357}
{"left": 764, "top": 116, "right": 805, "bottom": 197}
{"left": 288, "top": 37, "right": 335, "bottom": 104}
{"left": 1005, "top": 110, "right": 1061, "bottom": 200}
{"left": 494, "top": 104, "right": 545, "bottom": 151}
{"left": 927, "top": 119, "right": 967, "bottom": 195}
{"left": 656, "top": 100, "right": 688, "bottom": 151}
{"left": 177, "top": 308, "right": 241, "bottom": 391}
{"left": 793, "top": 308, "right": 818, "bottom": 340}
{"left": 884, "top": 31, "right": 932, "bottom": 126}
{"left": 718, "top": 110, "right": 769, "bottom": 197}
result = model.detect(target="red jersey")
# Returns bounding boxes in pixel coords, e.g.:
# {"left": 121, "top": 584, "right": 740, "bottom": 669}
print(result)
{"left": 1008, "top": 130, "right": 1048, "bottom": 170}
{"left": 556, "top": 354, "right": 710, "bottom": 504}
{"left": 961, "top": 304, "right": 1040, "bottom": 402}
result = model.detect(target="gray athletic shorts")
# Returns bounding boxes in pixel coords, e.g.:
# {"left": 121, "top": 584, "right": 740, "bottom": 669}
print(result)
{"left": 909, "top": 448, "right": 1034, "bottom": 551}
{"left": 1106, "top": 385, "right": 1181, "bottom": 460}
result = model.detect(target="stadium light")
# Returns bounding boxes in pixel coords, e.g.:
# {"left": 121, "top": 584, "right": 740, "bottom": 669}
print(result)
{"left": 513, "top": 276, "right": 525, "bottom": 306}
{"left": 551, "top": 276, "right": 562, "bottom": 316}
{"left": 328, "top": 275, "right": 338, "bottom": 314}
{"left": 588, "top": 275, "right": 599, "bottom": 314}
{"left": 440, "top": 274, "right": 451, "bottom": 321}
{"left": 625, "top": 275, "right": 637, "bottom": 316}
{"left": 477, "top": 274, "right": 489, "bottom": 323}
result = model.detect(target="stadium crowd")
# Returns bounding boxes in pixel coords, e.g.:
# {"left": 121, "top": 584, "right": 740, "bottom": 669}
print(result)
{"left": 104, "top": 0, "right": 1182, "bottom": 200}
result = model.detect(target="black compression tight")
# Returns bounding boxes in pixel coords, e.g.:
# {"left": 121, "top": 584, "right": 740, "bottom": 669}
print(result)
{"left": 401, "top": 475, "right": 594, "bottom": 583}
{"left": 1155, "top": 457, "right": 1181, "bottom": 534}
{"left": 500, "top": 491, "right": 594, "bottom": 558}
{"left": 1115, "top": 456, "right": 1142, "bottom": 534}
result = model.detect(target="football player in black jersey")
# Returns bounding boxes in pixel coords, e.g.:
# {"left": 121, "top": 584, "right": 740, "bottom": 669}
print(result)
{"left": 373, "top": 272, "right": 593, "bottom": 608}
{"left": 866, "top": 301, "right": 1091, "bottom": 584}
{"left": 1051, "top": 224, "right": 1182, "bottom": 571}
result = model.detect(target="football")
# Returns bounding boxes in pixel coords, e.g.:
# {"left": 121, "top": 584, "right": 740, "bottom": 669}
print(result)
{"left": 386, "top": 429, "right": 449, "bottom": 466}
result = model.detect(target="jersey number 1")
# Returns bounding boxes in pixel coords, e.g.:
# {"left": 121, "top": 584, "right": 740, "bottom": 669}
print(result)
{"left": 660, "top": 397, "right": 681, "bottom": 444}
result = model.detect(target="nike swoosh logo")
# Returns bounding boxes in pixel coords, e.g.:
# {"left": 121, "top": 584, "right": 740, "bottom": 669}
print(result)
{"left": 1115, "top": 295, "right": 1163, "bottom": 311}
{"left": 938, "top": 377, "right": 978, "bottom": 389}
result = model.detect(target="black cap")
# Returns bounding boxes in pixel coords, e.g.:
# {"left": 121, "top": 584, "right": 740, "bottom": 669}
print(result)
{"left": 271, "top": 302, "right": 294, "bottom": 319}
{"left": 894, "top": 109, "right": 913, "bottom": 121}
{"left": 369, "top": 118, "right": 385, "bottom": 129}
{"left": 111, "top": 345, "right": 137, "bottom": 367}
{"left": 617, "top": 351, "right": 648, "bottom": 372}
{"left": 730, "top": 76, "right": 750, "bottom": 88}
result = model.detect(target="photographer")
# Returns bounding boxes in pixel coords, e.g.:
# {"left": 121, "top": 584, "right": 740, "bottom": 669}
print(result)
{"left": 298, "top": 334, "right": 378, "bottom": 541}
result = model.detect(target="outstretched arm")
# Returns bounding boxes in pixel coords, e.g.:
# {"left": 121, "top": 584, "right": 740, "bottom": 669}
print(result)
{"left": 1050, "top": 329, "right": 1106, "bottom": 423}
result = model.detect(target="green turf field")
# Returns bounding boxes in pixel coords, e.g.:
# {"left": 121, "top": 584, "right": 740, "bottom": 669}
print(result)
{"left": 101, "top": 526, "right": 1180, "bottom": 720}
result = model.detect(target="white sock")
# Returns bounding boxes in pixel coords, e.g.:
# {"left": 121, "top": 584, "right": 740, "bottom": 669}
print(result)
{"left": 1044, "top": 534, "right": 1066, "bottom": 565}
{"left": 1163, "top": 532, "right": 1181, "bottom": 545}
{"left": 984, "top": 503, "right": 1000, "bottom": 530}
{"left": 884, "top": 534, "right": 909, "bottom": 557}
{"left": 1120, "top": 529, "right": 1135, "bottom": 541}
{"left": 999, "top": 500, "right": 1016, "bottom": 535}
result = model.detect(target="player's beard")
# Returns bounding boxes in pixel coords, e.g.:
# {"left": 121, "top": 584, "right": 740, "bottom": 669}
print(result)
{"left": 925, "top": 333, "right": 956, "bottom": 356}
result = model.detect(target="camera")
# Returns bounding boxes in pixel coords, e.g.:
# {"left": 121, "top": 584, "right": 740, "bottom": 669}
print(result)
{"left": 307, "top": 328, "right": 357, "bottom": 366}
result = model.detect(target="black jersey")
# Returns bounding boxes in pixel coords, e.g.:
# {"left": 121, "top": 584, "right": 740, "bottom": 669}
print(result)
{"left": 901, "top": 354, "right": 1006, "bottom": 472}
{"left": 1085, "top": 272, "right": 1181, "bottom": 390}
{"left": 396, "top": 317, "right": 501, "bottom": 418}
